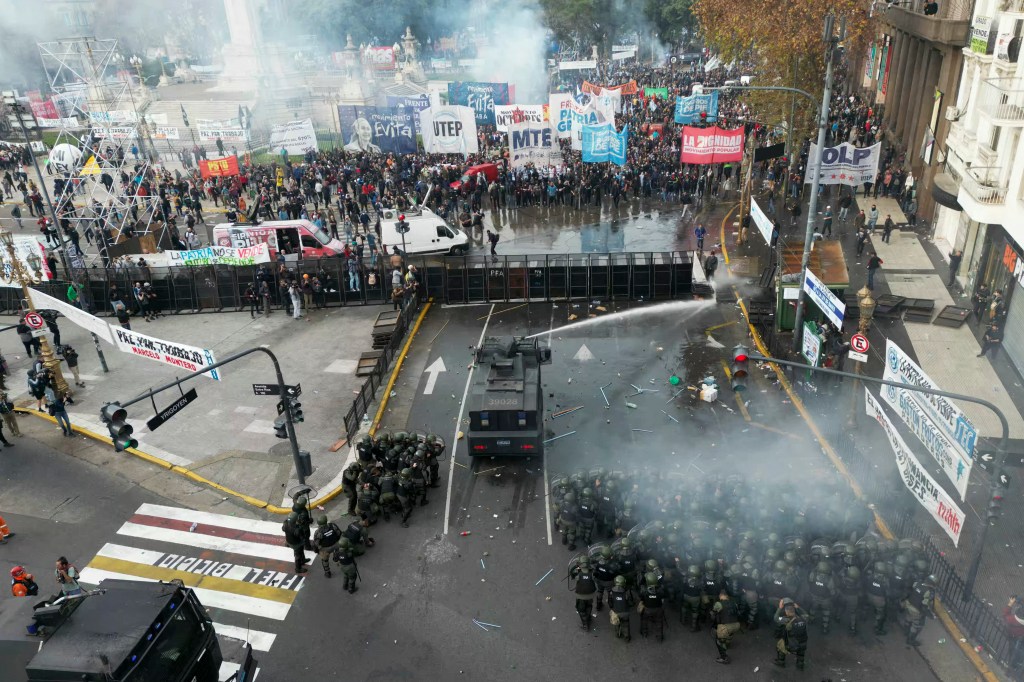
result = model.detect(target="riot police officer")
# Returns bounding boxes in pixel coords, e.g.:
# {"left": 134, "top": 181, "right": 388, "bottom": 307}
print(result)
{"left": 558, "top": 492, "right": 579, "bottom": 550}
{"left": 282, "top": 512, "right": 308, "bottom": 574}
{"left": 570, "top": 556, "right": 597, "bottom": 630}
{"left": 425, "top": 434, "right": 443, "bottom": 487}
{"left": 901, "top": 574, "right": 936, "bottom": 647}
{"left": 342, "top": 462, "right": 362, "bottom": 516}
{"left": 735, "top": 558, "right": 761, "bottom": 629}
{"left": 865, "top": 561, "right": 890, "bottom": 635}
{"left": 292, "top": 495, "right": 313, "bottom": 550}
{"left": 836, "top": 564, "right": 863, "bottom": 634}
{"left": 332, "top": 538, "right": 359, "bottom": 593}
{"left": 312, "top": 515, "right": 343, "bottom": 578}
{"left": 356, "top": 435, "right": 374, "bottom": 464}
{"left": 356, "top": 482, "right": 380, "bottom": 524}
{"left": 343, "top": 517, "right": 375, "bottom": 556}
{"left": 712, "top": 589, "right": 741, "bottom": 664}
{"left": 639, "top": 571, "right": 666, "bottom": 640}
{"left": 593, "top": 546, "right": 618, "bottom": 612}
{"left": 609, "top": 574, "right": 634, "bottom": 641}
{"left": 773, "top": 598, "right": 809, "bottom": 669}
{"left": 681, "top": 564, "right": 703, "bottom": 632}
{"left": 398, "top": 468, "right": 417, "bottom": 527}
{"left": 576, "top": 488, "right": 598, "bottom": 546}
{"left": 701, "top": 559, "right": 723, "bottom": 626}
{"left": 807, "top": 560, "right": 836, "bottom": 634}
{"left": 377, "top": 470, "right": 400, "bottom": 522}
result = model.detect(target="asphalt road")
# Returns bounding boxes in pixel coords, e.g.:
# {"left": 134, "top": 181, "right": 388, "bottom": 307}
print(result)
{"left": 262, "top": 300, "right": 952, "bottom": 681}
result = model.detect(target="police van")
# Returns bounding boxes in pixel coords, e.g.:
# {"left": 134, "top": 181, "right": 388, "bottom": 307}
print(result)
{"left": 379, "top": 205, "right": 469, "bottom": 256}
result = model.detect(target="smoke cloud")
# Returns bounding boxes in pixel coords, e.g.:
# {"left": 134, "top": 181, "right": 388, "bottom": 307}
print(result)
{"left": 466, "top": 1, "right": 551, "bottom": 105}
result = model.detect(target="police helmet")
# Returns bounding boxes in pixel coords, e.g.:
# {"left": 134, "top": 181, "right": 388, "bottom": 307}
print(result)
{"left": 317, "top": 514, "right": 328, "bottom": 526}
{"left": 600, "top": 546, "right": 613, "bottom": 560}
{"left": 645, "top": 572, "right": 659, "bottom": 587}
{"left": 774, "top": 560, "right": 788, "bottom": 572}
{"left": 704, "top": 559, "right": 718, "bottom": 572}
{"left": 816, "top": 561, "right": 832, "bottom": 575}
{"left": 845, "top": 566, "right": 861, "bottom": 580}
{"left": 781, "top": 597, "right": 795, "bottom": 607}
{"left": 688, "top": 564, "right": 701, "bottom": 577}
{"left": 294, "top": 495, "right": 308, "bottom": 508}
{"left": 339, "top": 538, "right": 352, "bottom": 550}
{"left": 286, "top": 511, "right": 299, "bottom": 523}
{"left": 647, "top": 559, "right": 659, "bottom": 571}
{"left": 783, "top": 550, "right": 797, "bottom": 565}
{"left": 578, "top": 556, "right": 590, "bottom": 568}
{"left": 873, "top": 561, "right": 889, "bottom": 575}
{"left": 614, "top": 575, "right": 627, "bottom": 587}
{"left": 913, "top": 559, "right": 929, "bottom": 575}
{"left": 619, "top": 537, "right": 631, "bottom": 551}
{"left": 401, "top": 468, "right": 412, "bottom": 478}
{"left": 563, "top": 492, "right": 576, "bottom": 504}
{"left": 925, "top": 574, "right": 937, "bottom": 585}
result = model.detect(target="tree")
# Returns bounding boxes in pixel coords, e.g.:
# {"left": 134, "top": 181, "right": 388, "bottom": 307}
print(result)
{"left": 643, "top": 0, "right": 697, "bottom": 48}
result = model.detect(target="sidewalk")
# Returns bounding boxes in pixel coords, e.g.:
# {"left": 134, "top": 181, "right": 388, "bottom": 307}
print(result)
{"left": 3, "top": 303, "right": 383, "bottom": 507}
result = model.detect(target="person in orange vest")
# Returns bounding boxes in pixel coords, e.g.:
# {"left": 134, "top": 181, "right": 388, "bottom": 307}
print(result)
{"left": 0, "top": 515, "right": 14, "bottom": 543}
{"left": 10, "top": 566, "right": 38, "bottom": 597}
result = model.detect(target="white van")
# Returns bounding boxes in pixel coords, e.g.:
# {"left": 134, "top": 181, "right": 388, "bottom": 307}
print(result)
{"left": 379, "top": 206, "right": 469, "bottom": 256}
{"left": 212, "top": 220, "right": 348, "bottom": 261}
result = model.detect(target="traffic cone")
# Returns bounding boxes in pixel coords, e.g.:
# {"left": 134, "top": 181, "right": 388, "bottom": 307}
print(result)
{"left": 0, "top": 516, "right": 14, "bottom": 543}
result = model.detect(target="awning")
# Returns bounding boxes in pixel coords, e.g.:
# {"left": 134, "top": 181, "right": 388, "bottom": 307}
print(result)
{"left": 932, "top": 172, "right": 963, "bottom": 211}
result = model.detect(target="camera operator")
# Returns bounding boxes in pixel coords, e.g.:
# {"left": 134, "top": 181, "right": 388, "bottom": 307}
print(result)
{"left": 54, "top": 556, "right": 82, "bottom": 597}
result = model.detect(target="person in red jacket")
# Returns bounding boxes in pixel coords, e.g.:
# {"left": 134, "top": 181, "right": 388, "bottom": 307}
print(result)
{"left": 1003, "top": 596, "right": 1024, "bottom": 671}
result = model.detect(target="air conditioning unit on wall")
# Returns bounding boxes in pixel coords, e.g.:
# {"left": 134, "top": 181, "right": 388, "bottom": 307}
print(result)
{"left": 945, "top": 105, "right": 963, "bottom": 122}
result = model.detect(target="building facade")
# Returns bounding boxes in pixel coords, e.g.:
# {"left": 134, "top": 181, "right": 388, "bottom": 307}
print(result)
{"left": 936, "top": 0, "right": 1024, "bottom": 377}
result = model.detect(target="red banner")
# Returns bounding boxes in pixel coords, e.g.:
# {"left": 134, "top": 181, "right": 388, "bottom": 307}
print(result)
{"left": 679, "top": 126, "right": 744, "bottom": 165}
{"left": 581, "top": 79, "right": 639, "bottom": 96}
{"left": 364, "top": 46, "right": 396, "bottom": 70}
{"left": 199, "top": 156, "right": 240, "bottom": 179}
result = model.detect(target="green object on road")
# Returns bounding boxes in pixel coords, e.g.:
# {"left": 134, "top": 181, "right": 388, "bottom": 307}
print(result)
{"left": 669, "top": 375, "right": 680, "bottom": 386}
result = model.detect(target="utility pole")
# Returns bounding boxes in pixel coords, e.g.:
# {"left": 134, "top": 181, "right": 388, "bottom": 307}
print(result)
{"left": 792, "top": 15, "right": 845, "bottom": 353}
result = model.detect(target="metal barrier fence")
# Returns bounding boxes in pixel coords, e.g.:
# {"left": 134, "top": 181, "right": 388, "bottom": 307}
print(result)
{"left": 0, "top": 251, "right": 697, "bottom": 316}
{"left": 341, "top": 291, "right": 423, "bottom": 443}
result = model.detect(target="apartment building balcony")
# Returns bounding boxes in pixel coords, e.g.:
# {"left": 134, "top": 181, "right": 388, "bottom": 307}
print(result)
{"left": 978, "top": 78, "right": 1024, "bottom": 125}
{"left": 880, "top": 0, "right": 970, "bottom": 45}
{"left": 947, "top": 150, "right": 1012, "bottom": 221}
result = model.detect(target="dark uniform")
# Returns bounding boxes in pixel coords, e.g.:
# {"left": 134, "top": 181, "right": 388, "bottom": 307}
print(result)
{"left": 593, "top": 548, "right": 618, "bottom": 611}
{"left": 807, "top": 561, "right": 836, "bottom": 634}
{"left": 558, "top": 492, "right": 579, "bottom": 550}
{"left": 398, "top": 468, "right": 417, "bottom": 527}
{"left": 865, "top": 562, "right": 890, "bottom": 635}
{"left": 331, "top": 538, "right": 359, "bottom": 593}
{"left": 576, "top": 489, "right": 597, "bottom": 546}
{"left": 774, "top": 599, "right": 809, "bottom": 669}
{"left": 901, "top": 576, "right": 936, "bottom": 646}
{"left": 609, "top": 575, "right": 634, "bottom": 641}
{"left": 342, "top": 462, "right": 362, "bottom": 515}
{"left": 312, "top": 515, "right": 342, "bottom": 577}
{"left": 378, "top": 472, "right": 400, "bottom": 521}
{"left": 681, "top": 564, "right": 703, "bottom": 631}
{"left": 292, "top": 496, "right": 312, "bottom": 550}
{"left": 282, "top": 512, "right": 308, "bottom": 573}
{"left": 712, "top": 591, "right": 741, "bottom": 664}
{"left": 836, "top": 565, "right": 863, "bottom": 634}
{"left": 571, "top": 557, "right": 597, "bottom": 629}
{"left": 639, "top": 572, "right": 666, "bottom": 640}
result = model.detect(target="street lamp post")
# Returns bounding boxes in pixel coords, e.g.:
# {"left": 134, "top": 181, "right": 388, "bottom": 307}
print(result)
{"left": 0, "top": 231, "right": 70, "bottom": 396}
{"left": 847, "top": 286, "right": 875, "bottom": 427}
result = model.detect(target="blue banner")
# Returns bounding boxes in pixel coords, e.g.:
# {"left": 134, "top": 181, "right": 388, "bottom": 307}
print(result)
{"left": 674, "top": 91, "right": 719, "bottom": 124}
{"left": 337, "top": 106, "right": 416, "bottom": 154}
{"left": 447, "top": 82, "right": 510, "bottom": 125}
{"left": 581, "top": 123, "right": 628, "bottom": 166}
{"left": 386, "top": 95, "right": 431, "bottom": 134}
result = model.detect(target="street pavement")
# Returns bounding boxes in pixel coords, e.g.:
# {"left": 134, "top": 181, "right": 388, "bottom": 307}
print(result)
{"left": 259, "top": 299, "right": 981, "bottom": 681}
{"left": 0, "top": 301, "right": 381, "bottom": 506}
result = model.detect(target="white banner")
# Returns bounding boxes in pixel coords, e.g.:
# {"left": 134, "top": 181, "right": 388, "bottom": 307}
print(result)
{"left": 865, "top": 389, "right": 965, "bottom": 545}
{"left": 558, "top": 60, "right": 598, "bottom": 71}
{"left": 881, "top": 381, "right": 972, "bottom": 500}
{"left": 419, "top": 106, "right": 478, "bottom": 155}
{"left": 597, "top": 88, "right": 622, "bottom": 114}
{"left": 509, "top": 122, "right": 561, "bottom": 169}
{"left": 750, "top": 198, "right": 773, "bottom": 245}
{"left": 549, "top": 93, "right": 609, "bottom": 150}
{"left": 112, "top": 326, "right": 221, "bottom": 380}
{"left": 884, "top": 339, "right": 978, "bottom": 458}
{"left": 27, "top": 287, "right": 114, "bottom": 344}
{"left": 197, "top": 126, "right": 249, "bottom": 143}
{"left": 93, "top": 127, "right": 138, "bottom": 140}
{"left": 152, "top": 126, "right": 180, "bottom": 140}
{"left": 805, "top": 142, "right": 881, "bottom": 186}
{"left": 494, "top": 105, "right": 546, "bottom": 132}
{"left": 269, "top": 119, "right": 318, "bottom": 155}
{"left": 144, "top": 112, "right": 169, "bottom": 125}
{"left": 142, "top": 244, "right": 271, "bottom": 267}
{"left": 36, "top": 116, "right": 81, "bottom": 129}
{"left": 88, "top": 110, "right": 137, "bottom": 124}
{"left": 802, "top": 267, "right": 845, "bottom": 329}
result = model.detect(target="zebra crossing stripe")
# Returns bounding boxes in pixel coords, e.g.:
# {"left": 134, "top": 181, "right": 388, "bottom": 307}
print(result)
{"left": 135, "top": 503, "right": 285, "bottom": 536}
{"left": 212, "top": 622, "right": 277, "bottom": 652}
{"left": 115, "top": 521, "right": 296, "bottom": 563}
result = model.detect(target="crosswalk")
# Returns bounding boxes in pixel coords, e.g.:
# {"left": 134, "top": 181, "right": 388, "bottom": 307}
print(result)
{"left": 79, "top": 503, "right": 305, "bottom": 680}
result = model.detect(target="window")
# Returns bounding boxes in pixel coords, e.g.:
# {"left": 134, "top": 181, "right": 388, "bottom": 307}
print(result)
{"left": 436, "top": 225, "right": 447, "bottom": 238}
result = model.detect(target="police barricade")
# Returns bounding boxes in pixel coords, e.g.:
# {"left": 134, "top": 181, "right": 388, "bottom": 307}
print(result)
{"left": 610, "top": 254, "right": 631, "bottom": 299}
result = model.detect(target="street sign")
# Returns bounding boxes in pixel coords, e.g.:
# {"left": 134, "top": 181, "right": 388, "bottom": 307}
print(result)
{"left": 252, "top": 383, "right": 280, "bottom": 396}
{"left": 848, "top": 350, "right": 868, "bottom": 363}
{"left": 30, "top": 328, "right": 47, "bottom": 338}
{"left": 802, "top": 268, "right": 845, "bottom": 329}
{"left": 146, "top": 388, "right": 198, "bottom": 431}
{"left": 24, "top": 311, "right": 44, "bottom": 330}
{"left": 801, "top": 322, "right": 822, "bottom": 366}
{"left": 285, "top": 383, "right": 301, "bottom": 398}
{"left": 851, "top": 333, "right": 870, "bottom": 353}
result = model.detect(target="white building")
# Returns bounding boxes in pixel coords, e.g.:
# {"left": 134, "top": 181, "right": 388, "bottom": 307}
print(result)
{"left": 935, "top": 0, "right": 1024, "bottom": 375}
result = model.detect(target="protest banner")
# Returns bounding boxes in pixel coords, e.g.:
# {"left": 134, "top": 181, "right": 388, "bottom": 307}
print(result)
{"left": 581, "top": 123, "right": 628, "bottom": 166}
{"left": 197, "top": 125, "right": 248, "bottom": 143}
{"left": 509, "top": 122, "right": 561, "bottom": 168}
{"left": 494, "top": 105, "right": 546, "bottom": 132}
{"left": 679, "top": 126, "right": 743, "bottom": 164}
{"left": 269, "top": 119, "right": 318, "bottom": 155}
{"left": 0, "top": 238, "right": 52, "bottom": 288}
{"left": 865, "top": 389, "right": 965, "bottom": 545}
{"left": 447, "top": 82, "right": 510, "bottom": 125}
{"left": 199, "top": 156, "right": 240, "bottom": 179}
{"left": 28, "top": 287, "right": 114, "bottom": 344}
{"left": 582, "top": 80, "right": 639, "bottom": 95}
{"left": 142, "top": 244, "right": 271, "bottom": 267}
{"left": 419, "top": 106, "right": 479, "bottom": 155}
{"left": 112, "top": 326, "right": 221, "bottom": 380}
{"left": 805, "top": 142, "right": 882, "bottom": 186}
{"left": 674, "top": 92, "right": 719, "bottom": 124}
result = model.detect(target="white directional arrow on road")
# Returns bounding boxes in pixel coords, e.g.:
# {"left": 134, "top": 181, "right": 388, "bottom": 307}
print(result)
{"left": 423, "top": 356, "right": 447, "bottom": 395}
{"left": 981, "top": 453, "right": 995, "bottom": 463}
{"left": 573, "top": 344, "right": 595, "bottom": 362}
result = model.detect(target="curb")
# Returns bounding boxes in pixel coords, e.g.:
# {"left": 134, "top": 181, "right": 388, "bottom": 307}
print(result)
{"left": 731, "top": 294, "right": 999, "bottom": 681}
{"left": 369, "top": 298, "right": 433, "bottom": 436}
{"left": 719, "top": 202, "right": 739, "bottom": 264}
{"left": 12, "top": 298, "right": 436, "bottom": 516}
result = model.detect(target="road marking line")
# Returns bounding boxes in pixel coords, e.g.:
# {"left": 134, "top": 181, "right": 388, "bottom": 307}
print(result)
{"left": 213, "top": 622, "right": 276, "bottom": 652}
{"left": 219, "top": 661, "right": 261, "bottom": 680}
{"left": 135, "top": 503, "right": 285, "bottom": 536}
{"left": 79, "top": 567, "right": 291, "bottom": 620}
{"left": 116, "top": 521, "right": 296, "bottom": 563}
{"left": 444, "top": 303, "right": 494, "bottom": 535}
{"left": 704, "top": 320, "right": 738, "bottom": 333}
{"left": 128, "top": 513, "right": 286, "bottom": 547}
{"left": 543, "top": 303, "right": 556, "bottom": 546}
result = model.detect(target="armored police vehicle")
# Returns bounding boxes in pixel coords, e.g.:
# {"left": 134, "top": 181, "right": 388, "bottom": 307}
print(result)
{"left": 467, "top": 336, "right": 551, "bottom": 457}
{"left": 0, "top": 578, "right": 255, "bottom": 681}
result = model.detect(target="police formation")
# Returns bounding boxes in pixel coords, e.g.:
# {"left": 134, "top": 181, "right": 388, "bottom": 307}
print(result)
{"left": 554, "top": 468, "right": 938, "bottom": 667}
{"left": 281, "top": 432, "right": 446, "bottom": 592}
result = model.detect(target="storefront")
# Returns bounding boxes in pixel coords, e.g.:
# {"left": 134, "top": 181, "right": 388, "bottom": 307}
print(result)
{"left": 973, "top": 225, "right": 1024, "bottom": 377}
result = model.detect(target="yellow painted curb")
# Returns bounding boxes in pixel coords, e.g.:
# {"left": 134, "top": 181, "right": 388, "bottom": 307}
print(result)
{"left": 732, "top": 298, "right": 999, "bottom": 682}
{"left": 719, "top": 203, "right": 740, "bottom": 265}
{"left": 369, "top": 298, "right": 433, "bottom": 436}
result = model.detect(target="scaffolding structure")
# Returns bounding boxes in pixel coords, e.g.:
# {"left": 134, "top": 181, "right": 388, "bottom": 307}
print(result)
{"left": 37, "top": 37, "right": 162, "bottom": 252}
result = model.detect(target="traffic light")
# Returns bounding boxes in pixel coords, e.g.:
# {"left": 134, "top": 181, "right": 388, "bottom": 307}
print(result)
{"left": 699, "top": 111, "right": 708, "bottom": 126}
{"left": 987, "top": 491, "right": 1004, "bottom": 522}
{"left": 396, "top": 214, "right": 410, "bottom": 235}
{"left": 730, "top": 345, "right": 750, "bottom": 392}
{"left": 287, "top": 398, "right": 304, "bottom": 423}
{"left": 273, "top": 415, "right": 288, "bottom": 439}
{"left": 100, "top": 402, "right": 138, "bottom": 452}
